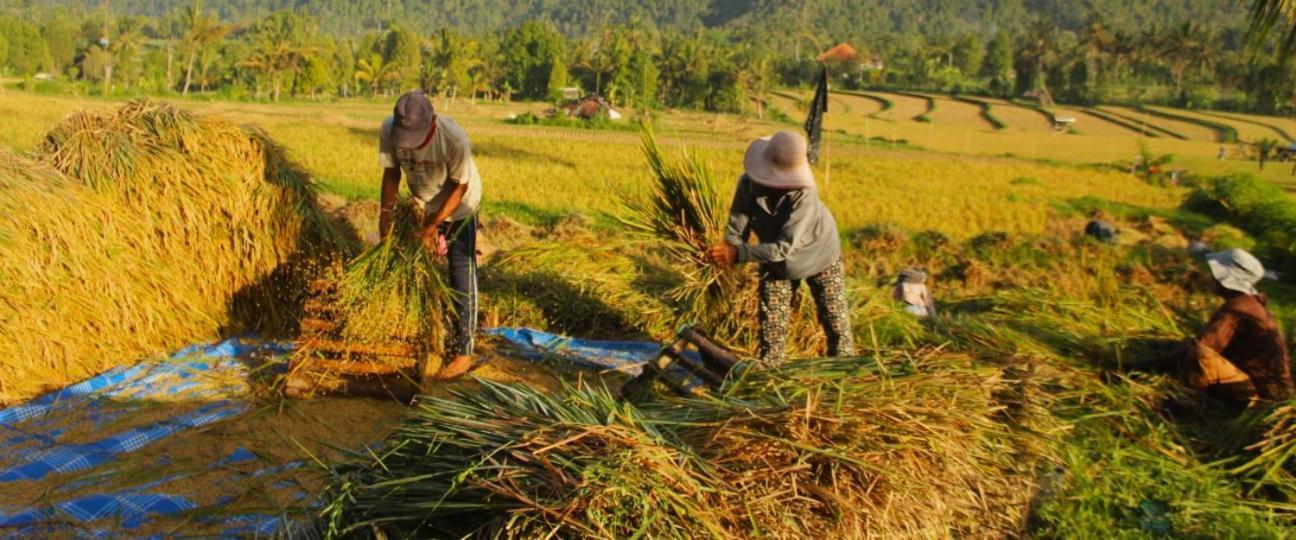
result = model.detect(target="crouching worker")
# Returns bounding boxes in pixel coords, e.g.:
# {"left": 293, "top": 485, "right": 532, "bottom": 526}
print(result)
{"left": 1178, "top": 249, "right": 1292, "bottom": 404}
{"left": 378, "top": 90, "right": 483, "bottom": 381}
{"left": 704, "top": 131, "right": 855, "bottom": 366}
{"left": 893, "top": 268, "right": 936, "bottom": 317}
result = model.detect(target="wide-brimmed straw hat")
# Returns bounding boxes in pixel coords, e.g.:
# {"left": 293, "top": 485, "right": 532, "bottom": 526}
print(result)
{"left": 1206, "top": 248, "right": 1265, "bottom": 295}
{"left": 743, "top": 131, "right": 815, "bottom": 189}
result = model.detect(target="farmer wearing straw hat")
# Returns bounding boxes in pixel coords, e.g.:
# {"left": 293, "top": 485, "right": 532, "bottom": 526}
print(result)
{"left": 378, "top": 90, "right": 483, "bottom": 380}
{"left": 1178, "top": 249, "right": 1291, "bottom": 403}
{"left": 705, "top": 131, "right": 855, "bottom": 365}
{"left": 893, "top": 268, "right": 936, "bottom": 318}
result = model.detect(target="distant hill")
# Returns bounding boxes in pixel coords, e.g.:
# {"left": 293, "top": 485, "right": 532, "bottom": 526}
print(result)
{"left": 22, "top": 0, "right": 1248, "bottom": 39}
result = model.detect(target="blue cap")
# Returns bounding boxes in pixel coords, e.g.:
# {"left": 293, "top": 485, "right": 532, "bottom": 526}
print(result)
{"left": 392, "top": 90, "right": 434, "bottom": 148}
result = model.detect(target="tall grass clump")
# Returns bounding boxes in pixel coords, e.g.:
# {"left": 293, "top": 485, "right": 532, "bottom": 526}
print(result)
{"left": 313, "top": 354, "right": 1036, "bottom": 538}
{"left": 619, "top": 128, "right": 759, "bottom": 344}
{"left": 0, "top": 100, "right": 343, "bottom": 403}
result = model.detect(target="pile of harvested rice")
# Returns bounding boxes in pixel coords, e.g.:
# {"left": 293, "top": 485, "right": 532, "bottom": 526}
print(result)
{"left": 312, "top": 353, "right": 1038, "bottom": 538}
{"left": 0, "top": 101, "right": 343, "bottom": 403}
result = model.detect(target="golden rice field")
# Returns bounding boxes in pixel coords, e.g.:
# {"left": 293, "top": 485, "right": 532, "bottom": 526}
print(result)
{"left": 768, "top": 90, "right": 1296, "bottom": 191}
{"left": 0, "top": 92, "right": 1189, "bottom": 241}
{"left": 4, "top": 89, "right": 1296, "bottom": 537}
{"left": 982, "top": 97, "right": 1054, "bottom": 133}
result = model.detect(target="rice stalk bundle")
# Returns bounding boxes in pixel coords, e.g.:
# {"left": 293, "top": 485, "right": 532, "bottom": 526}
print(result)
{"left": 1226, "top": 401, "right": 1296, "bottom": 502}
{"left": 327, "top": 201, "right": 450, "bottom": 359}
{"left": 314, "top": 354, "right": 1035, "bottom": 538}
{"left": 619, "top": 128, "right": 758, "bottom": 344}
{"left": 0, "top": 100, "right": 342, "bottom": 403}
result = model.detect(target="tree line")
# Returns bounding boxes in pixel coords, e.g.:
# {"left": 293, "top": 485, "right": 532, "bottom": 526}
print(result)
{"left": 1, "top": 0, "right": 1294, "bottom": 116}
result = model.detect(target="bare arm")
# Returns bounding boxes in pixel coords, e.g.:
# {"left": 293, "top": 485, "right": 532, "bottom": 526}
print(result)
{"left": 426, "top": 181, "right": 469, "bottom": 230}
{"left": 378, "top": 167, "right": 401, "bottom": 239}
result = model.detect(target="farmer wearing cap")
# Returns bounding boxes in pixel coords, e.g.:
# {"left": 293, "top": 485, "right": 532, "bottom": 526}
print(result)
{"left": 1179, "top": 249, "right": 1292, "bottom": 403}
{"left": 704, "top": 131, "right": 855, "bottom": 365}
{"left": 378, "top": 90, "right": 483, "bottom": 380}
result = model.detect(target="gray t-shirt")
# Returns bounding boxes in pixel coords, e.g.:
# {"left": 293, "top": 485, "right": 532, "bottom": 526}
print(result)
{"left": 379, "top": 115, "right": 482, "bottom": 222}
{"left": 725, "top": 175, "right": 841, "bottom": 280}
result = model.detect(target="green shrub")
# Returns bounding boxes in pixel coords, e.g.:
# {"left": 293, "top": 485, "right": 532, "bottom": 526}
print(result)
{"left": 1185, "top": 174, "right": 1296, "bottom": 278}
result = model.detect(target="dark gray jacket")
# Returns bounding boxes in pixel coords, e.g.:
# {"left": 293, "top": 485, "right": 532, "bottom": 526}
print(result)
{"left": 725, "top": 175, "right": 841, "bottom": 280}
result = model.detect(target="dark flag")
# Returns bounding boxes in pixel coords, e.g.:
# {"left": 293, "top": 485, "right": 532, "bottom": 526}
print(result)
{"left": 805, "top": 65, "right": 829, "bottom": 164}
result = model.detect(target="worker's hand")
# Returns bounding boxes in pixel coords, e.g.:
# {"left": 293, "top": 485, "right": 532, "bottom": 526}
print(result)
{"left": 705, "top": 244, "right": 738, "bottom": 267}
{"left": 420, "top": 225, "right": 448, "bottom": 257}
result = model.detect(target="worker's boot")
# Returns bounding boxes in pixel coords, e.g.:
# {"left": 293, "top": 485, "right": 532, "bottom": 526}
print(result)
{"left": 435, "top": 355, "right": 475, "bottom": 381}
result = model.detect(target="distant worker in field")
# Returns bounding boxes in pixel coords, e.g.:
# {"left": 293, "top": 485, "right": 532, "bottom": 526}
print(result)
{"left": 704, "top": 131, "right": 855, "bottom": 365}
{"left": 1176, "top": 249, "right": 1292, "bottom": 404}
{"left": 1084, "top": 212, "right": 1118, "bottom": 245}
{"left": 893, "top": 268, "right": 936, "bottom": 318}
{"left": 378, "top": 90, "right": 483, "bottom": 381}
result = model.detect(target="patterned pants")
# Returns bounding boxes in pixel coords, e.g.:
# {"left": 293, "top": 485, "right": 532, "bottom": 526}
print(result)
{"left": 757, "top": 258, "right": 855, "bottom": 366}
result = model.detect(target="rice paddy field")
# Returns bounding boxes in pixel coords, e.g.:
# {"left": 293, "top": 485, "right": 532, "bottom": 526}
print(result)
{"left": 2, "top": 89, "right": 1296, "bottom": 537}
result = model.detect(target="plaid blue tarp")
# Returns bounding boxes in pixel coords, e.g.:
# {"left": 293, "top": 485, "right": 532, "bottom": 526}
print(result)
{"left": 0, "top": 329, "right": 684, "bottom": 537}
{"left": 0, "top": 338, "right": 293, "bottom": 538}
{"left": 487, "top": 327, "right": 712, "bottom": 390}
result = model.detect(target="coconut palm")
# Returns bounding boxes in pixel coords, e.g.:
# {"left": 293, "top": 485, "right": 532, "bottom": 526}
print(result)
{"left": 354, "top": 54, "right": 400, "bottom": 97}
{"left": 1247, "top": 0, "right": 1296, "bottom": 61}
{"left": 237, "top": 12, "right": 316, "bottom": 102}
{"left": 180, "top": 0, "right": 230, "bottom": 96}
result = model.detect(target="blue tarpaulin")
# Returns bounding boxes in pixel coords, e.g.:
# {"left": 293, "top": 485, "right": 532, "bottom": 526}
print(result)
{"left": 0, "top": 329, "right": 683, "bottom": 537}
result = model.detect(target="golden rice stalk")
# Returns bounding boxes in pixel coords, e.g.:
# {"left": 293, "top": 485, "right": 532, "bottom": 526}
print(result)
{"left": 619, "top": 127, "right": 759, "bottom": 345}
{"left": 0, "top": 101, "right": 345, "bottom": 404}
{"left": 327, "top": 202, "right": 450, "bottom": 360}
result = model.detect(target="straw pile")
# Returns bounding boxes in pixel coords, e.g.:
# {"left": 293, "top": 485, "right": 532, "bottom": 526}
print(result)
{"left": 0, "top": 100, "right": 342, "bottom": 403}
{"left": 314, "top": 354, "right": 1036, "bottom": 538}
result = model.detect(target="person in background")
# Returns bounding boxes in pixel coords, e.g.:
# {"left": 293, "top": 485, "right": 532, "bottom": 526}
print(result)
{"left": 378, "top": 90, "right": 483, "bottom": 381}
{"left": 1179, "top": 249, "right": 1291, "bottom": 404}
{"left": 1084, "top": 214, "right": 1118, "bottom": 245}
{"left": 704, "top": 131, "right": 855, "bottom": 366}
{"left": 893, "top": 268, "right": 936, "bottom": 317}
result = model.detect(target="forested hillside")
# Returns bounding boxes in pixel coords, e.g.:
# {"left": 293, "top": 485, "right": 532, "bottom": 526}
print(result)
{"left": 17, "top": 0, "right": 1246, "bottom": 38}
{"left": 1, "top": 0, "right": 1287, "bottom": 115}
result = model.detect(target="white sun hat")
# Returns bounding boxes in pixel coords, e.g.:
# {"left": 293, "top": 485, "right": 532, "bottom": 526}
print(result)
{"left": 1206, "top": 248, "right": 1265, "bottom": 295}
{"left": 743, "top": 131, "right": 815, "bottom": 189}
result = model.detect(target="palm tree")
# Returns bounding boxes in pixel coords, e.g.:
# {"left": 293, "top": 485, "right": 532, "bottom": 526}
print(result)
{"left": 1159, "top": 22, "right": 1212, "bottom": 97}
{"left": 354, "top": 54, "right": 400, "bottom": 97}
{"left": 180, "top": 0, "right": 230, "bottom": 96}
{"left": 108, "top": 17, "right": 145, "bottom": 89}
{"left": 237, "top": 13, "right": 316, "bottom": 101}
{"left": 1020, "top": 17, "right": 1060, "bottom": 105}
{"left": 1247, "top": 0, "right": 1296, "bottom": 62}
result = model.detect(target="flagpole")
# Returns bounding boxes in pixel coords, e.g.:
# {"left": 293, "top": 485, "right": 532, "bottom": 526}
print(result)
{"left": 824, "top": 76, "right": 830, "bottom": 194}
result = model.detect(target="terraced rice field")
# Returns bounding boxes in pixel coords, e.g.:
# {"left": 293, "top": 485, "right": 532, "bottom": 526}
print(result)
{"left": 1046, "top": 106, "right": 1147, "bottom": 138}
{"left": 1199, "top": 110, "right": 1296, "bottom": 141}
{"left": 1099, "top": 105, "right": 1219, "bottom": 141}
{"left": 869, "top": 91, "right": 931, "bottom": 122}
{"left": 831, "top": 91, "right": 887, "bottom": 118}
{"left": 921, "top": 93, "right": 994, "bottom": 129}
{"left": 981, "top": 98, "right": 1053, "bottom": 132}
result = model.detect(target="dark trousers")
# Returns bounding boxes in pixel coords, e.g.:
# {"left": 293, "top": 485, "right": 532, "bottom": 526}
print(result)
{"left": 757, "top": 258, "right": 855, "bottom": 366}
{"left": 440, "top": 216, "right": 478, "bottom": 357}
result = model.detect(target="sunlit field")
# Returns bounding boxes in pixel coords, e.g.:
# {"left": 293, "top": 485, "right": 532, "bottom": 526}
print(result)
{"left": 0, "top": 91, "right": 1182, "bottom": 238}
